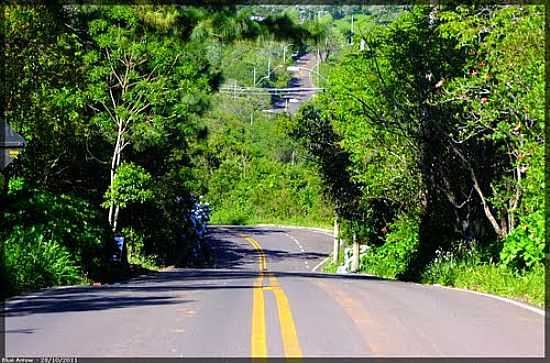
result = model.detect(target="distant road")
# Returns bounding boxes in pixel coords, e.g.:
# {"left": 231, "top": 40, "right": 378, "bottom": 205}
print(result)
{"left": 266, "top": 52, "right": 320, "bottom": 114}
{"left": 4, "top": 225, "right": 544, "bottom": 357}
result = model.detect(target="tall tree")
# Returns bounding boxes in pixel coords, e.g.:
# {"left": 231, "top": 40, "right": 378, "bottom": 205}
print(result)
{"left": 83, "top": 6, "right": 213, "bottom": 232}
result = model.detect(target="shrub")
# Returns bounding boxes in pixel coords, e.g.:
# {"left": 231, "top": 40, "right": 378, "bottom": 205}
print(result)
{"left": 360, "top": 212, "right": 420, "bottom": 278}
{"left": 2, "top": 225, "right": 84, "bottom": 296}
{"left": 2, "top": 183, "right": 111, "bottom": 295}
{"left": 102, "top": 162, "right": 154, "bottom": 209}
{"left": 500, "top": 209, "right": 545, "bottom": 271}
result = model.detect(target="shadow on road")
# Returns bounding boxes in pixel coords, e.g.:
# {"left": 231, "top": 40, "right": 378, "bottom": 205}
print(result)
{"left": 3, "top": 269, "right": 389, "bottom": 318}
{"left": 3, "top": 225, "right": 384, "bottom": 318}
{"left": 207, "top": 226, "right": 329, "bottom": 270}
{"left": 3, "top": 290, "right": 191, "bottom": 318}
{"left": 210, "top": 232, "right": 327, "bottom": 270}
{"left": 2, "top": 328, "right": 36, "bottom": 334}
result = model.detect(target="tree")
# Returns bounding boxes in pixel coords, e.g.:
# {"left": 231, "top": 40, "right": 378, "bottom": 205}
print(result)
{"left": 83, "top": 6, "right": 213, "bottom": 232}
{"left": 292, "top": 4, "right": 545, "bottom": 277}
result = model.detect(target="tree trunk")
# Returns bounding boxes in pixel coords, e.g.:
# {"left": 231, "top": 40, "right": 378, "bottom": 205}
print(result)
{"left": 449, "top": 141, "right": 506, "bottom": 239}
{"left": 469, "top": 164, "right": 506, "bottom": 239}
{"left": 508, "top": 162, "right": 523, "bottom": 232}
{"left": 1, "top": 172, "right": 9, "bottom": 206}
{"left": 332, "top": 215, "right": 340, "bottom": 264}
{"left": 351, "top": 230, "right": 360, "bottom": 272}
{"left": 108, "top": 123, "right": 124, "bottom": 232}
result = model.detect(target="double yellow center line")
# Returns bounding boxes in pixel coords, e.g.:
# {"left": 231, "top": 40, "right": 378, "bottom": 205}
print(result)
{"left": 243, "top": 235, "right": 303, "bottom": 358}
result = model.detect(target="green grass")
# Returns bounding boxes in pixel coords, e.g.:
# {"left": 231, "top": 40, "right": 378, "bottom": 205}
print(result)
{"left": 323, "top": 245, "right": 345, "bottom": 273}
{"left": 127, "top": 254, "right": 164, "bottom": 272}
{"left": 421, "top": 261, "right": 544, "bottom": 308}
{"left": 323, "top": 240, "right": 544, "bottom": 308}
{"left": 323, "top": 260, "right": 339, "bottom": 273}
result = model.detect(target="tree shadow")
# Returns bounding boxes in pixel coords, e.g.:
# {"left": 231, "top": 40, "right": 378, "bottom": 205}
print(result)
{"left": 207, "top": 226, "right": 328, "bottom": 270}
{"left": 4, "top": 270, "right": 389, "bottom": 318}
{"left": 2, "top": 328, "right": 36, "bottom": 334}
{"left": 3, "top": 288, "right": 192, "bottom": 318}
{"left": 4, "top": 226, "right": 384, "bottom": 318}
{"left": 126, "top": 269, "right": 389, "bottom": 287}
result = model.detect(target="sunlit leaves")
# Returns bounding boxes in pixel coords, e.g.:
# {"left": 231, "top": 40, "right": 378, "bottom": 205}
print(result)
{"left": 103, "top": 162, "right": 154, "bottom": 209}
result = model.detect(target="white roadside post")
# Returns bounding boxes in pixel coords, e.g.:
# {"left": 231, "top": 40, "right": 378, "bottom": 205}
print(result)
{"left": 332, "top": 215, "right": 340, "bottom": 264}
{"left": 351, "top": 228, "right": 360, "bottom": 272}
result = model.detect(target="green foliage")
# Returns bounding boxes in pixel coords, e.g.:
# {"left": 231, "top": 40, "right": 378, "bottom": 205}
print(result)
{"left": 103, "top": 163, "right": 154, "bottom": 209}
{"left": 291, "top": 103, "right": 362, "bottom": 221}
{"left": 121, "top": 226, "right": 162, "bottom": 270}
{"left": 2, "top": 5, "right": 247, "bottom": 295}
{"left": 360, "top": 212, "right": 420, "bottom": 278}
{"left": 292, "top": 5, "right": 543, "bottom": 306}
{"left": 201, "top": 95, "right": 332, "bottom": 227}
{"left": 3, "top": 225, "right": 84, "bottom": 295}
{"left": 500, "top": 210, "right": 545, "bottom": 271}
{"left": 3, "top": 3, "right": 543, "bottom": 310}
{"left": 1, "top": 184, "right": 111, "bottom": 296}
{"left": 4, "top": 186, "right": 108, "bottom": 268}
{"left": 208, "top": 158, "right": 331, "bottom": 227}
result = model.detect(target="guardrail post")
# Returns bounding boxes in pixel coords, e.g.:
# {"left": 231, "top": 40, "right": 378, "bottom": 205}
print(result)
{"left": 351, "top": 228, "right": 359, "bottom": 272}
{"left": 332, "top": 215, "right": 340, "bottom": 264}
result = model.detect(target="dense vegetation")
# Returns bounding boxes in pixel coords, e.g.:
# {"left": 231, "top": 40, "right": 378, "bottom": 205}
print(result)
{"left": 2, "top": 5, "right": 544, "bottom": 308}
{"left": 197, "top": 93, "right": 332, "bottom": 227}
{"left": 292, "top": 5, "right": 545, "bottom": 306}
{"left": 0, "top": 4, "right": 321, "bottom": 296}
{"left": 2, "top": 5, "right": 214, "bottom": 296}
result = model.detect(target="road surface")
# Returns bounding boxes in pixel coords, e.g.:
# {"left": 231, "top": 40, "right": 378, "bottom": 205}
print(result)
{"left": 268, "top": 52, "right": 320, "bottom": 114}
{"left": 4, "top": 225, "right": 545, "bottom": 357}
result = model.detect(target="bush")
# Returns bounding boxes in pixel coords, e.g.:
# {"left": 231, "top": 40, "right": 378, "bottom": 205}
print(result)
{"left": 3, "top": 225, "right": 84, "bottom": 296}
{"left": 1, "top": 183, "right": 112, "bottom": 296}
{"left": 121, "top": 226, "right": 161, "bottom": 271}
{"left": 420, "top": 240, "right": 483, "bottom": 285}
{"left": 500, "top": 209, "right": 545, "bottom": 271}
{"left": 360, "top": 212, "right": 420, "bottom": 278}
{"left": 4, "top": 185, "right": 108, "bottom": 269}
{"left": 207, "top": 158, "right": 332, "bottom": 227}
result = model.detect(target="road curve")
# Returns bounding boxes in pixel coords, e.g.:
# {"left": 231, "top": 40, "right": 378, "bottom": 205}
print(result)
{"left": 4, "top": 225, "right": 545, "bottom": 357}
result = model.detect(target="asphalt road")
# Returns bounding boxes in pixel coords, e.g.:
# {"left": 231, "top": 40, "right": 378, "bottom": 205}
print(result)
{"left": 4, "top": 225, "right": 545, "bottom": 357}
{"left": 268, "top": 52, "right": 320, "bottom": 115}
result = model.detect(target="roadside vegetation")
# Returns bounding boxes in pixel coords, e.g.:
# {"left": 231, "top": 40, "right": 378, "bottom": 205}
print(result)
{"left": 0, "top": 5, "right": 321, "bottom": 297}
{"left": 290, "top": 5, "right": 545, "bottom": 307}
{"left": 201, "top": 101, "right": 332, "bottom": 228}
{"left": 2, "top": 4, "right": 544, "bottom": 308}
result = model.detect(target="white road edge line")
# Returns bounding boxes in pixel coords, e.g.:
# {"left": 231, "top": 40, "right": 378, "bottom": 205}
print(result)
{"left": 431, "top": 283, "right": 546, "bottom": 316}
{"left": 312, "top": 257, "right": 330, "bottom": 272}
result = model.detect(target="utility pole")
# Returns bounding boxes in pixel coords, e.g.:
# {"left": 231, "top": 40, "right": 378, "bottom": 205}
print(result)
{"left": 350, "top": 14, "right": 354, "bottom": 45}
{"left": 317, "top": 47, "right": 321, "bottom": 85}
{"left": 253, "top": 67, "right": 256, "bottom": 87}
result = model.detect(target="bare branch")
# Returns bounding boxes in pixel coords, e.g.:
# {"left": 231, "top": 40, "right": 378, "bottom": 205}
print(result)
{"left": 106, "top": 49, "right": 124, "bottom": 88}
